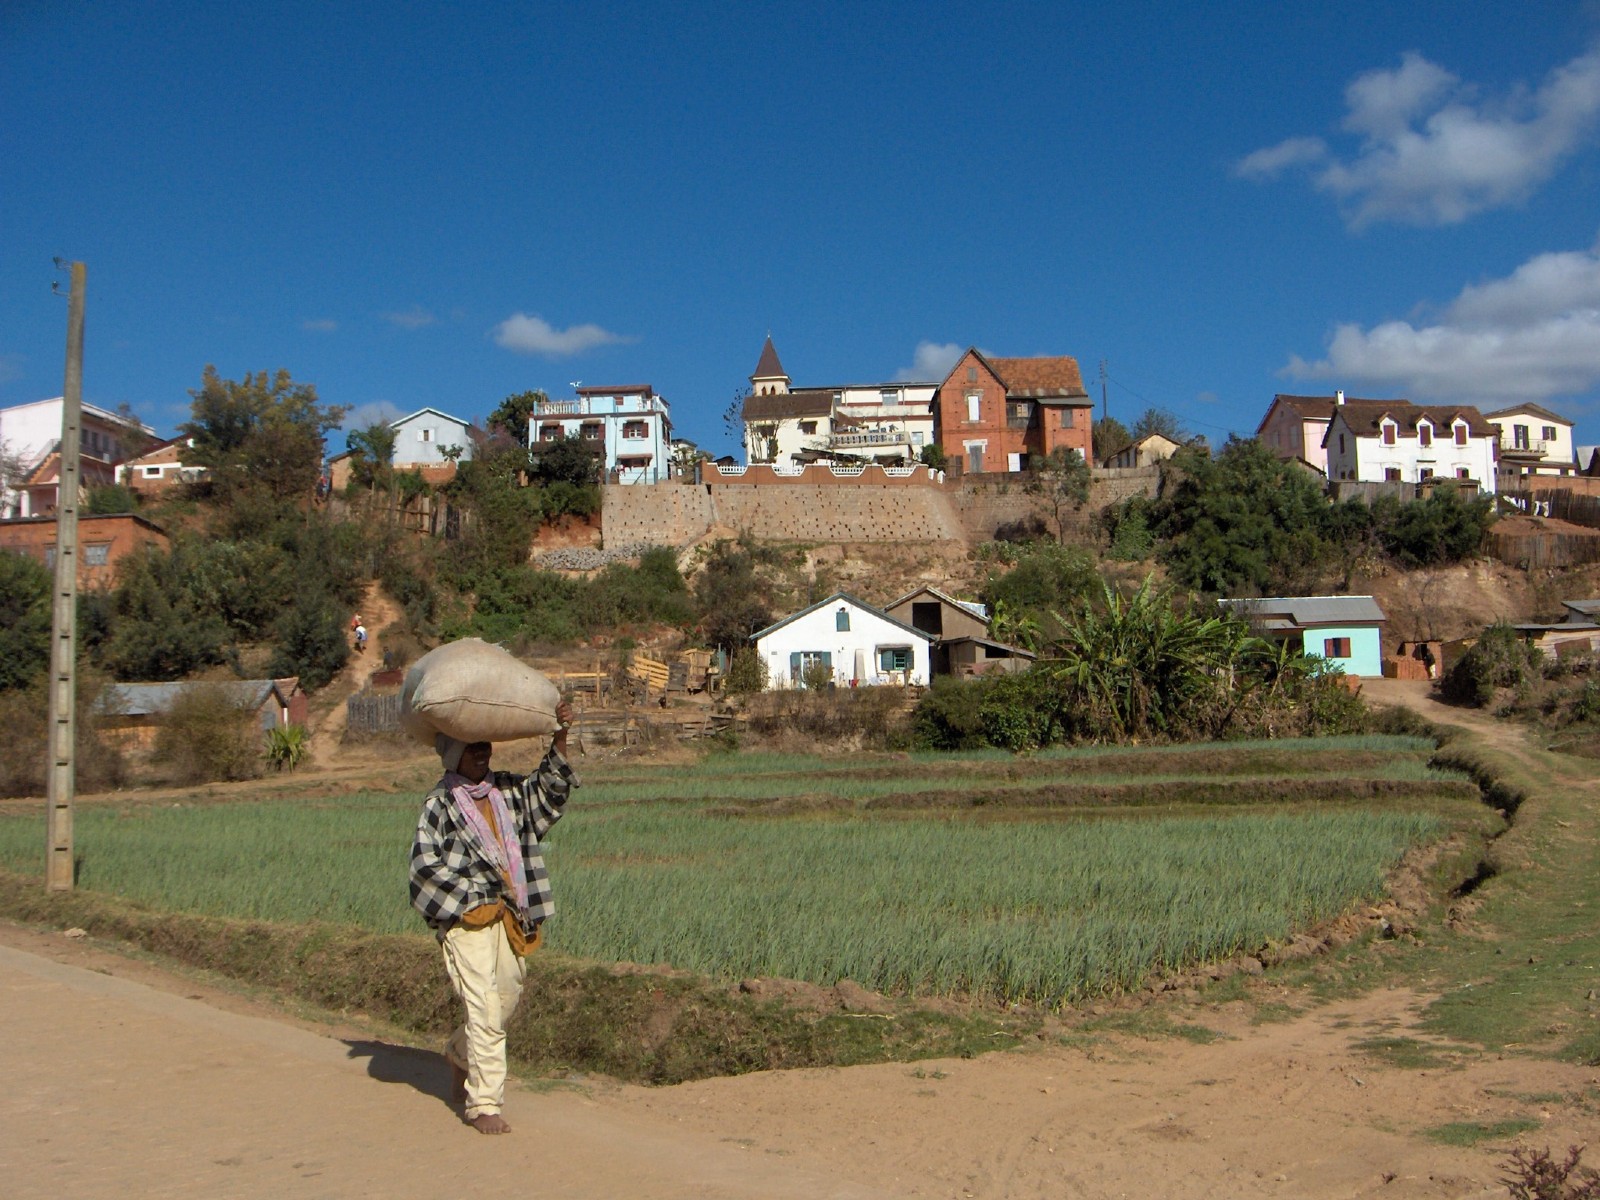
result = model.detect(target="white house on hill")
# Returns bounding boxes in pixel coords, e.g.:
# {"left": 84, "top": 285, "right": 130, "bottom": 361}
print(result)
{"left": 751, "top": 592, "right": 932, "bottom": 689}
{"left": 1324, "top": 399, "right": 1497, "bottom": 494}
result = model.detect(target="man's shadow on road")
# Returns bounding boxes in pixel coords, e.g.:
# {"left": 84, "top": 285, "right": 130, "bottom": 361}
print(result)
{"left": 343, "top": 1040, "right": 454, "bottom": 1111}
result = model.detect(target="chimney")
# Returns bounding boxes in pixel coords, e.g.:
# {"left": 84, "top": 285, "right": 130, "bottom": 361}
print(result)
{"left": 1336, "top": 390, "right": 1345, "bottom": 406}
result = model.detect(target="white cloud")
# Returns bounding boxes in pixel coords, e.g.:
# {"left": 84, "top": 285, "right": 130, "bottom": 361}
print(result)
{"left": 383, "top": 306, "right": 436, "bottom": 330}
{"left": 1238, "top": 47, "right": 1600, "bottom": 227}
{"left": 339, "top": 400, "right": 404, "bottom": 432}
{"left": 895, "top": 340, "right": 963, "bottom": 382}
{"left": 302, "top": 318, "right": 338, "bottom": 333}
{"left": 1284, "top": 236, "right": 1600, "bottom": 402}
{"left": 1234, "top": 136, "right": 1328, "bottom": 180}
{"left": 491, "top": 313, "right": 630, "bottom": 357}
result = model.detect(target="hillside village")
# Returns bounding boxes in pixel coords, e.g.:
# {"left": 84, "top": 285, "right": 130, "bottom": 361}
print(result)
{"left": 0, "top": 336, "right": 1594, "bottom": 782}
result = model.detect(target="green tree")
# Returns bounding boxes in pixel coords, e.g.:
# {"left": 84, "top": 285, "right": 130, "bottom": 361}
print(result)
{"left": 1091, "top": 416, "right": 1132, "bottom": 463}
{"left": 0, "top": 550, "right": 52, "bottom": 690}
{"left": 918, "top": 443, "right": 949, "bottom": 472}
{"left": 1025, "top": 447, "right": 1092, "bottom": 543}
{"left": 442, "top": 441, "right": 545, "bottom": 577}
{"left": 97, "top": 545, "right": 229, "bottom": 679}
{"left": 345, "top": 421, "right": 397, "bottom": 493}
{"left": 85, "top": 484, "right": 136, "bottom": 514}
{"left": 529, "top": 432, "right": 600, "bottom": 488}
{"left": 1133, "top": 407, "right": 1187, "bottom": 441}
{"left": 1152, "top": 437, "right": 1333, "bottom": 595}
{"left": 268, "top": 588, "right": 349, "bottom": 690}
{"left": 1372, "top": 485, "right": 1495, "bottom": 567}
{"left": 488, "top": 390, "right": 546, "bottom": 448}
{"left": 694, "top": 536, "right": 784, "bottom": 652}
{"left": 180, "top": 367, "right": 348, "bottom": 501}
{"left": 982, "top": 542, "right": 1100, "bottom": 646}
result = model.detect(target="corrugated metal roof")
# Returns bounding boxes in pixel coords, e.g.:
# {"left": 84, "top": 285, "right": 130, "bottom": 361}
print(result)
{"left": 1219, "top": 596, "right": 1387, "bottom": 627}
{"left": 99, "top": 680, "right": 280, "bottom": 717}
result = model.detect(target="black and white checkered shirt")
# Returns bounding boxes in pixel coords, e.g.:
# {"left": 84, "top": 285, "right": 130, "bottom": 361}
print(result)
{"left": 408, "top": 748, "right": 578, "bottom": 936}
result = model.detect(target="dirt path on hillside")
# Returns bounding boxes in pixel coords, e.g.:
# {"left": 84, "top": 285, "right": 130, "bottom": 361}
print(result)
{"left": 305, "top": 582, "right": 404, "bottom": 767}
{"left": 6, "top": 680, "right": 1597, "bottom": 1198}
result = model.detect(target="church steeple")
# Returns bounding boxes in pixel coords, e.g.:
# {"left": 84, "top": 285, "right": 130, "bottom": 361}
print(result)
{"left": 749, "top": 335, "right": 790, "bottom": 396}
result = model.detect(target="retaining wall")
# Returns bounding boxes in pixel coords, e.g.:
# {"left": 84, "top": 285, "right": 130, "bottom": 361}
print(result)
{"left": 600, "top": 464, "right": 1161, "bottom": 548}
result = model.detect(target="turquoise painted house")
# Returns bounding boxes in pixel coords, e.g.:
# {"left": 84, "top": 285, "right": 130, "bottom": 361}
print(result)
{"left": 1218, "top": 595, "right": 1387, "bottom": 677}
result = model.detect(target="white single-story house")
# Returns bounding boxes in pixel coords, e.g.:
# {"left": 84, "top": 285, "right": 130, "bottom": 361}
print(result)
{"left": 751, "top": 592, "right": 933, "bottom": 689}
{"left": 1218, "top": 595, "right": 1387, "bottom": 677}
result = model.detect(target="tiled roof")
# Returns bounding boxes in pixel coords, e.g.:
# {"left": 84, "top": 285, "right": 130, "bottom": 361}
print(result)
{"left": 751, "top": 336, "right": 787, "bottom": 381}
{"left": 1484, "top": 402, "right": 1573, "bottom": 425}
{"left": 742, "top": 389, "right": 832, "bottom": 422}
{"left": 1329, "top": 403, "right": 1495, "bottom": 438}
{"left": 984, "top": 355, "right": 1089, "bottom": 399}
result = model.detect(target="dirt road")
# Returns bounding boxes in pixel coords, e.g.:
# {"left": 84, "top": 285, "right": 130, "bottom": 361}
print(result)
{"left": 6, "top": 679, "right": 1596, "bottom": 1198}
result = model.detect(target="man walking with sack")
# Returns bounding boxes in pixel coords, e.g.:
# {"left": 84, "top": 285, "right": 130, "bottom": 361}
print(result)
{"left": 408, "top": 700, "right": 577, "bottom": 1133}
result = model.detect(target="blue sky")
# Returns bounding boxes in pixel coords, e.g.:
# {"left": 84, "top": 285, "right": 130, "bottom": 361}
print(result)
{"left": 5, "top": 1, "right": 1600, "bottom": 457}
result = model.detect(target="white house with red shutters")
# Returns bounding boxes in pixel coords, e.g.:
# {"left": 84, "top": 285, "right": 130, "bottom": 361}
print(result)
{"left": 1323, "top": 397, "right": 1498, "bottom": 494}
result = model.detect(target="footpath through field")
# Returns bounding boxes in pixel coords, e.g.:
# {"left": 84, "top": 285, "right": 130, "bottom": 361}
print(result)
{"left": 0, "top": 934, "right": 886, "bottom": 1199}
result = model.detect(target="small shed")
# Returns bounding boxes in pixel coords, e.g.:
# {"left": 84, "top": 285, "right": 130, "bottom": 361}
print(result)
{"left": 98, "top": 678, "right": 306, "bottom": 750}
{"left": 883, "top": 586, "right": 1034, "bottom": 677}
{"left": 1219, "top": 595, "right": 1387, "bottom": 677}
{"left": 752, "top": 592, "right": 933, "bottom": 689}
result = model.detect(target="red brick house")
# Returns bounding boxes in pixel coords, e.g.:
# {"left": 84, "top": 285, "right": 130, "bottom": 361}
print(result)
{"left": 933, "top": 349, "right": 1094, "bottom": 474}
{"left": 0, "top": 512, "right": 169, "bottom": 589}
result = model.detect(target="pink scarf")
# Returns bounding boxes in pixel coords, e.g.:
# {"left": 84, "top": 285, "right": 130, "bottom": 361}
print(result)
{"left": 444, "top": 773, "right": 528, "bottom": 915}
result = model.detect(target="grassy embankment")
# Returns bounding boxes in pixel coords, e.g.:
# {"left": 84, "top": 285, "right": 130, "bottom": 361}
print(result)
{"left": 0, "top": 734, "right": 1502, "bottom": 1083}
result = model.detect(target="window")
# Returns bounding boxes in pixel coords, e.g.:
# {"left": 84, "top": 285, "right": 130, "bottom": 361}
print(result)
{"left": 880, "top": 389, "right": 896, "bottom": 405}
{"left": 622, "top": 421, "right": 648, "bottom": 439}
{"left": 878, "top": 646, "right": 912, "bottom": 672}
{"left": 1339, "top": 434, "right": 1346, "bottom": 454}
{"left": 1381, "top": 422, "right": 1396, "bottom": 446}
{"left": 1418, "top": 467, "right": 1434, "bottom": 480}
{"left": 911, "top": 431, "right": 924, "bottom": 445}
{"left": 418, "top": 428, "right": 433, "bottom": 443}
{"left": 581, "top": 423, "right": 603, "bottom": 441}
{"left": 798, "top": 421, "right": 816, "bottom": 435}
{"left": 1060, "top": 408, "right": 1074, "bottom": 429}
{"left": 539, "top": 423, "right": 561, "bottom": 441}
{"left": 1454, "top": 423, "right": 1467, "bottom": 446}
{"left": 1418, "top": 423, "right": 1432, "bottom": 448}
{"left": 1323, "top": 637, "right": 1352, "bottom": 658}
{"left": 43, "top": 547, "right": 55, "bottom": 569}
{"left": 966, "top": 393, "right": 981, "bottom": 422}
{"left": 143, "top": 466, "right": 162, "bottom": 478}
{"left": 84, "top": 543, "right": 109, "bottom": 567}
{"left": 1543, "top": 425, "right": 1558, "bottom": 442}
{"left": 1514, "top": 424, "right": 1530, "bottom": 449}
{"left": 835, "top": 608, "right": 850, "bottom": 632}
{"left": 788, "top": 651, "right": 832, "bottom": 679}
{"left": 1385, "top": 468, "right": 1401, "bottom": 481}
{"left": 1457, "top": 468, "right": 1471, "bottom": 479}
{"left": 966, "top": 366, "right": 977, "bottom": 383}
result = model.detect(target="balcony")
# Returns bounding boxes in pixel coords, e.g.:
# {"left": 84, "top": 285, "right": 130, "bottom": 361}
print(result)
{"left": 533, "top": 400, "right": 580, "bottom": 416}
{"left": 827, "top": 430, "right": 909, "bottom": 449}
{"left": 1499, "top": 437, "right": 1550, "bottom": 458}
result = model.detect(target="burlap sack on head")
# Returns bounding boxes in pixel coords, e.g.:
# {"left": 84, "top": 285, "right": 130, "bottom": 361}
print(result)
{"left": 400, "top": 638, "right": 561, "bottom": 746}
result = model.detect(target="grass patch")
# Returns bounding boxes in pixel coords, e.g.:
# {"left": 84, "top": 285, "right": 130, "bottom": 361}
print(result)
{"left": 1423, "top": 1118, "right": 1540, "bottom": 1146}
{"left": 1351, "top": 1035, "right": 1462, "bottom": 1070}
{"left": 1084, "top": 1008, "right": 1231, "bottom": 1044}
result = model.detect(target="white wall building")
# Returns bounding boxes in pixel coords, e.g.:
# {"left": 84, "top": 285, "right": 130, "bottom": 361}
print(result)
{"left": 1486, "top": 403, "right": 1577, "bottom": 481}
{"left": 1324, "top": 400, "right": 1497, "bottom": 494}
{"left": 530, "top": 385, "right": 673, "bottom": 484}
{"left": 752, "top": 592, "right": 933, "bottom": 689}
{"left": 741, "top": 337, "right": 935, "bottom": 466}
{"left": 0, "top": 396, "right": 157, "bottom": 516}
{"left": 390, "top": 407, "right": 475, "bottom": 467}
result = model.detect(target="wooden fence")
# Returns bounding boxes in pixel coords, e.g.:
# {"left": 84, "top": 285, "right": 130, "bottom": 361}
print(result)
{"left": 346, "top": 692, "right": 403, "bottom": 736}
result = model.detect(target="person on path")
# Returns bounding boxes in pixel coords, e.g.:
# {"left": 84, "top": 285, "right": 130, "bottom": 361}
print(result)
{"left": 408, "top": 702, "right": 577, "bottom": 1134}
{"left": 354, "top": 623, "right": 367, "bottom": 653}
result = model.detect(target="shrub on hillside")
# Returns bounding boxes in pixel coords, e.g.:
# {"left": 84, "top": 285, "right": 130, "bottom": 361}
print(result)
{"left": 152, "top": 685, "right": 263, "bottom": 784}
{"left": 743, "top": 686, "right": 908, "bottom": 749}
{"left": 0, "top": 675, "right": 130, "bottom": 798}
{"left": 0, "top": 549, "right": 53, "bottom": 691}
{"left": 722, "top": 649, "right": 767, "bottom": 696}
{"left": 268, "top": 590, "right": 349, "bottom": 690}
{"left": 1438, "top": 624, "right": 1542, "bottom": 708}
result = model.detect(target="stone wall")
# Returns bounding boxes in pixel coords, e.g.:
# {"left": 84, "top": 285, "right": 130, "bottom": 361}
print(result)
{"left": 599, "top": 465, "right": 1160, "bottom": 548}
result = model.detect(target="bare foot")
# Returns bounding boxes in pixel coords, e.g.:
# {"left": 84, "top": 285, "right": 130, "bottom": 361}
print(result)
{"left": 450, "top": 1063, "right": 467, "bottom": 1104}
{"left": 469, "top": 1113, "right": 511, "bottom": 1135}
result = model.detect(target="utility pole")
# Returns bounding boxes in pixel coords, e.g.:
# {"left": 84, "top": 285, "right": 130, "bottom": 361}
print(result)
{"left": 46, "top": 260, "right": 84, "bottom": 892}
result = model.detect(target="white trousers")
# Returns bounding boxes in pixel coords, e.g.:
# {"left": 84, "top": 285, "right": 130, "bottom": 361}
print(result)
{"left": 440, "top": 922, "right": 527, "bottom": 1119}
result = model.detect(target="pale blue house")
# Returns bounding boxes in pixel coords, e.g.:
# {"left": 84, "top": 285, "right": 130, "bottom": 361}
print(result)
{"left": 391, "top": 407, "right": 475, "bottom": 468}
{"left": 1219, "top": 595, "right": 1388, "bottom": 677}
{"left": 529, "top": 385, "right": 673, "bottom": 484}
